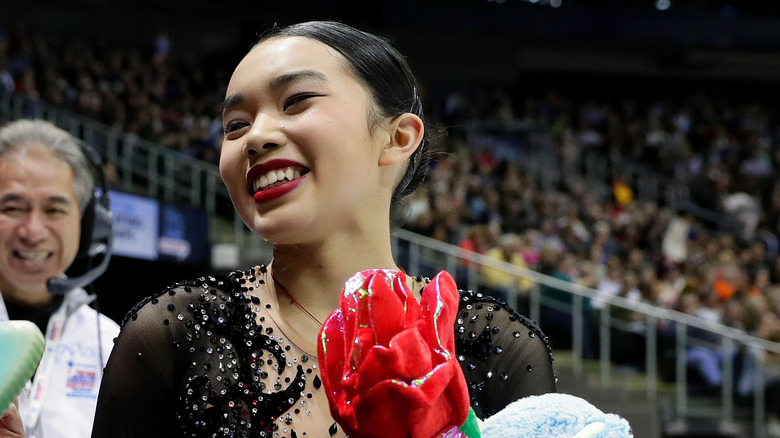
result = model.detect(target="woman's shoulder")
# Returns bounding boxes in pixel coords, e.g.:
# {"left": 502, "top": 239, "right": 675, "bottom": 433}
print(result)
{"left": 119, "top": 268, "right": 255, "bottom": 328}
{"left": 451, "top": 286, "right": 558, "bottom": 417}
{"left": 456, "top": 287, "right": 554, "bottom": 363}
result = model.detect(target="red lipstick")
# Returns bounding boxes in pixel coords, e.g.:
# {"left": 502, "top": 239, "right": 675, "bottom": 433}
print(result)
{"left": 253, "top": 175, "right": 307, "bottom": 203}
{"left": 247, "top": 159, "right": 309, "bottom": 203}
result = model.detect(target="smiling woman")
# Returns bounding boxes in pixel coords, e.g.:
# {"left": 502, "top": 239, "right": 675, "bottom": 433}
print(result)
{"left": 91, "top": 21, "right": 557, "bottom": 438}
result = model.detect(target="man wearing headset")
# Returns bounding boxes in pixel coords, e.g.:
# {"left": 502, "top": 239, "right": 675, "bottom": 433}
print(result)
{"left": 0, "top": 119, "right": 119, "bottom": 438}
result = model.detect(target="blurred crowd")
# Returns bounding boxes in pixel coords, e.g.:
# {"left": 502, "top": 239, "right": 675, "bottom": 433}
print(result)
{"left": 0, "top": 26, "right": 227, "bottom": 164}
{"left": 4, "top": 23, "right": 780, "bottom": 411}
{"left": 415, "top": 82, "right": 780, "bottom": 333}
{"left": 411, "top": 83, "right": 780, "bottom": 414}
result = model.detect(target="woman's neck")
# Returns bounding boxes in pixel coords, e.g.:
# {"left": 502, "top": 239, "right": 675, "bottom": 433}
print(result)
{"left": 269, "top": 231, "right": 398, "bottom": 316}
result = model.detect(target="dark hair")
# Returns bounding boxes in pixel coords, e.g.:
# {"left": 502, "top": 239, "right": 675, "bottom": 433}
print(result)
{"left": 255, "top": 21, "right": 432, "bottom": 226}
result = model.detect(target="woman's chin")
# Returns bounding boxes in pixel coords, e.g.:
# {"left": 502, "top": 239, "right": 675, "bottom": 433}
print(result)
{"left": 253, "top": 218, "right": 321, "bottom": 247}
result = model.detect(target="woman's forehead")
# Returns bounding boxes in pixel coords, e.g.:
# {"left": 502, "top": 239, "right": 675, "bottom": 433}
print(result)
{"left": 235, "top": 36, "right": 349, "bottom": 82}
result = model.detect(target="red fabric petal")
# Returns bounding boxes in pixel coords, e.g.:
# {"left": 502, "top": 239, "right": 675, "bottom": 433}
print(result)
{"left": 420, "top": 271, "right": 460, "bottom": 356}
{"left": 353, "top": 329, "right": 433, "bottom": 393}
{"left": 318, "top": 269, "right": 471, "bottom": 438}
{"left": 351, "top": 361, "right": 467, "bottom": 438}
{"left": 365, "top": 273, "right": 408, "bottom": 347}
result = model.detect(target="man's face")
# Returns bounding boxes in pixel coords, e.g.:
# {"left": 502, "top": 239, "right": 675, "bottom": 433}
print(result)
{"left": 0, "top": 145, "right": 82, "bottom": 305}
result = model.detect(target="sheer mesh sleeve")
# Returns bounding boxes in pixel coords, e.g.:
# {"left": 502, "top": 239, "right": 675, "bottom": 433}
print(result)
{"left": 454, "top": 289, "right": 556, "bottom": 419}
{"left": 91, "top": 287, "right": 191, "bottom": 438}
{"left": 92, "top": 272, "right": 310, "bottom": 438}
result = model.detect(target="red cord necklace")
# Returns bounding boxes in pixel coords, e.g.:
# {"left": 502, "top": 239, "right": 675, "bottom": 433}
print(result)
{"left": 271, "top": 272, "right": 324, "bottom": 326}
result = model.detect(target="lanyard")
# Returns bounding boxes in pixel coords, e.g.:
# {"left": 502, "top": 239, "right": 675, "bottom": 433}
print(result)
{"left": 21, "top": 293, "right": 70, "bottom": 430}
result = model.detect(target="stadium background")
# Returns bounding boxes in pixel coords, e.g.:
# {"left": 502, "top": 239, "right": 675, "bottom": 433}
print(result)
{"left": 4, "top": 1, "right": 780, "bottom": 436}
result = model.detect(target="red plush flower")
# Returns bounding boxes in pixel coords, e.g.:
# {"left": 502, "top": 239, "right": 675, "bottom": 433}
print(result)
{"left": 318, "top": 269, "right": 470, "bottom": 438}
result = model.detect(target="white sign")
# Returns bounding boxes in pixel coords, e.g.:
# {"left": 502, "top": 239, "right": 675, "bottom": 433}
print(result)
{"left": 109, "top": 191, "right": 159, "bottom": 260}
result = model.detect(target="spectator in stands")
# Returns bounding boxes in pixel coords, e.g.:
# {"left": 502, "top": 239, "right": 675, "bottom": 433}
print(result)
{"left": 457, "top": 223, "right": 492, "bottom": 269}
{"left": 481, "top": 233, "right": 534, "bottom": 306}
{"left": 591, "top": 256, "right": 623, "bottom": 311}
{"left": 538, "top": 244, "right": 596, "bottom": 358}
{"left": 662, "top": 213, "right": 693, "bottom": 264}
{"left": 722, "top": 190, "right": 761, "bottom": 242}
{"left": 611, "top": 173, "right": 633, "bottom": 208}
{"left": 535, "top": 218, "right": 565, "bottom": 254}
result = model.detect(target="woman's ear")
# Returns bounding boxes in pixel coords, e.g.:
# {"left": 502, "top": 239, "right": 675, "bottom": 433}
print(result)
{"left": 378, "top": 113, "right": 424, "bottom": 167}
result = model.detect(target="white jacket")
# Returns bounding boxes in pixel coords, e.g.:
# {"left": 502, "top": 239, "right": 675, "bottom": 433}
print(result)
{"left": 0, "top": 288, "right": 120, "bottom": 438}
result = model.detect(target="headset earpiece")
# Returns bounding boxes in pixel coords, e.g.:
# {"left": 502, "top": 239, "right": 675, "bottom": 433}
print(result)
{"left": 47, "top": 142, "right": 113, "bottom": 295}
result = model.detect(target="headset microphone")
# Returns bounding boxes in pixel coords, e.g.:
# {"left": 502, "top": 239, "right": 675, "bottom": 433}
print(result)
{"left": 46, "top": 142, "right": 113, "bottom": 295}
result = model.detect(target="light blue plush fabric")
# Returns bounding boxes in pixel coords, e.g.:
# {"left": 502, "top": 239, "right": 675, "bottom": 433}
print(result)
{"left": 480, "top": 393, "right": 633, "bottom": 438}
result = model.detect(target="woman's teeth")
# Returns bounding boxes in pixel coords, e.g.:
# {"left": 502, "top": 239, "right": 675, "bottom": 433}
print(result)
{"left": 253, "top": 167, "right": 302, "bottom": 192}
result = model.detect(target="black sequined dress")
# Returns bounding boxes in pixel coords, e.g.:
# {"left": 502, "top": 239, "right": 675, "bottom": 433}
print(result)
{"left": 92, "top": 266, "right": 555, "bottom": 438}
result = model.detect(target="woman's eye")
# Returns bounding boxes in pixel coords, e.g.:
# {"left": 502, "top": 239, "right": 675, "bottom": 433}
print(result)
{"left": 283, "top": 93, "right": 318, "bottom": 111}
{"left": 222, "top": 121, "right": 248, "bottom": 134}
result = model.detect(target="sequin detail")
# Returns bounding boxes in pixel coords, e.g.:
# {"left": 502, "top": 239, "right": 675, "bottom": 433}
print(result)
{"left": 116, "top": 267, "right": 556, "bottom": 435}
{"left": 122, "top": 267, "right": 323, "bottom": 437}
{"left": 453, "top": 288, "right": 556, "bottom": 418}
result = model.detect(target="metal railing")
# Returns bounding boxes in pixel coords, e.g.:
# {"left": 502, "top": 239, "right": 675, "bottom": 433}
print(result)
{"left": 4, "top": 92, "right": 775, "bottom": 435}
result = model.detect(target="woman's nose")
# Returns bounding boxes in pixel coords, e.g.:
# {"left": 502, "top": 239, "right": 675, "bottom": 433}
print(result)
{"left": 243, "top": 113, "right": 285, "bottom": 157}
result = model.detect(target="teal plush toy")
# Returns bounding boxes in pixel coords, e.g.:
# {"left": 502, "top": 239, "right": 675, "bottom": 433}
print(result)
{"left": 458, "top": 392, "right": 633, "bottom": 438}
{"left": 479, "top": 393, "right": 633, "bottom": 438}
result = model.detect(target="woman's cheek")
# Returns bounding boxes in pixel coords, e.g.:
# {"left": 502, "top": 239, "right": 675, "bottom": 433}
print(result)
{"left": 219, "top": 151, "right": 243, "bottom": 192}
{"left": 218, "top": 147, "right": 232, "bottom": 181}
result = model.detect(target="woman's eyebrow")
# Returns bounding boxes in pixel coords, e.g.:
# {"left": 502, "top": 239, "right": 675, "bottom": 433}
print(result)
{"left": 222, "top": 70, "right": 327, "bottom": 113}
{"left": 268, "top": 69, "right": 328, "bottom": 91}
{"left": 222, "top": 93, "right": 245, "bottom": 113}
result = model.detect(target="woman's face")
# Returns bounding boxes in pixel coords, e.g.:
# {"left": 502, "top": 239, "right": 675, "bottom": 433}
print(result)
{"left": 220, "top": 36, "right": 392, "bottom": 244}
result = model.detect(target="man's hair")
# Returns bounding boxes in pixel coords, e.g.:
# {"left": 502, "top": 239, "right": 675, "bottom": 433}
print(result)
{"left": 0, "top": 119, "right": 94, "bottom": 212}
